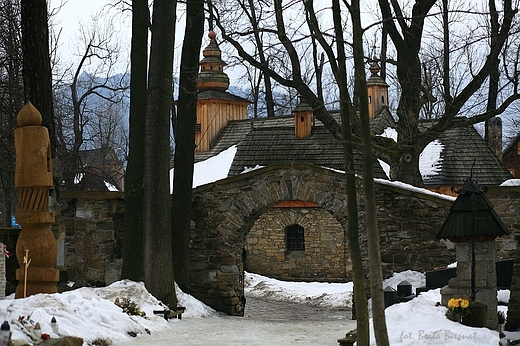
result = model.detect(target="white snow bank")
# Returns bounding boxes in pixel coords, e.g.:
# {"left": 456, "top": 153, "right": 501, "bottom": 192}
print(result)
{"left": 244, "top": 272, "right": 353, "bottom": 308}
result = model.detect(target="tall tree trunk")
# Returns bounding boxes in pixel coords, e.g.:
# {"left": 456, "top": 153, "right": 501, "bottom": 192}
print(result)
{"left": 122, "top": 0, "right": 149, "bottom": 281}
{"left": 171, "top": 0, "right": 205, "bottom": 294}
{"left": 485, "top": 0, "right": 500, "bottom": 154}
{"left": 20, "top": 0, "right": 55, "bottom": 154}
{"left": 331, "top": 0, "right": 369, "bottom": 344}
{"left": 352, "top": 0, "right": 389, "bottom": 344}
{"left": 143, "top": 0, "right": 178, "bottom": 307}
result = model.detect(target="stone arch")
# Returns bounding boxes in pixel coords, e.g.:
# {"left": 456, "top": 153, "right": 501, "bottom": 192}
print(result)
{"left": 189, "top": 163, "right": 455, "bottom": 316}
{"left": 190, "top": 163, "right": 351, "bottom": 315}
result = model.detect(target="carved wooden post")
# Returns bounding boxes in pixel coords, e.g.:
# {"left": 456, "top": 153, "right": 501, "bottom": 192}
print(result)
{"left": 14, "top": 102, "right": 58, "bottom": 297}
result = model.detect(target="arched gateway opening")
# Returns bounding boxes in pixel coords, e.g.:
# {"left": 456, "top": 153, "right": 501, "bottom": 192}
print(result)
{"left": 189, "top": 163, "right": 352, "bottom": 316}
{"left": 189, "top": 163, "right": 454, "bottom": 316}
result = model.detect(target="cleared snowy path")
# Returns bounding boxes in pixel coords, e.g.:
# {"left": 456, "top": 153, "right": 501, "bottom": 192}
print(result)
{"left": 114, "top": 297, "right": 355, "bottom": 345}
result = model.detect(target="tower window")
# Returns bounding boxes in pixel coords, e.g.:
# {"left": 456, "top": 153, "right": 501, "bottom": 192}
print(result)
{"left": 382, "top": 95, "right": 385, "bottom": 104}
{"left": 368, "top": 95, "right": 372, "bottom": 104}
{"left": 286, "top": 224, "right": 305, "bottom": 251}
{"left": 195, "top": 123, "right": 201, "bottom": 133}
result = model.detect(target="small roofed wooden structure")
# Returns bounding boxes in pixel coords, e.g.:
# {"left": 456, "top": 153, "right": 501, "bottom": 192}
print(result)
{"left": 436, "top": 177, "right": 509, "bottom": 242}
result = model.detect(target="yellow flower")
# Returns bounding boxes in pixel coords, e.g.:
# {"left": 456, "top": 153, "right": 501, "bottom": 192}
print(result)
{"left": 447, "top": 297, "right": 471, "bottom": 314}
{"left": 447, "top": 298, "right": 459, "bottom": 308}
{"left": 460, "top": 299, "right": 469, "bottom": 309}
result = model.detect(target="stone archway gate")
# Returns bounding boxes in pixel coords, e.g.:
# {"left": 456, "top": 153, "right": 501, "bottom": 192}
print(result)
{"left": 189, "top": 163, "right": 455, "bottom": 316}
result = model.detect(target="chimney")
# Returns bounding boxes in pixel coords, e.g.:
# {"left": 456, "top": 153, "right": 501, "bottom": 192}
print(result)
{"left": 486, "top": 117, "right": 502, "bottom": 159}
{"left": 293, "top": 97, "right": 314, "bottom": 138}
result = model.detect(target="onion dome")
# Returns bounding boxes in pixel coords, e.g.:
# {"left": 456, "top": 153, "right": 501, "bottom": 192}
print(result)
{"left": 197, "top": 31, "right": 230, "bottom": 92}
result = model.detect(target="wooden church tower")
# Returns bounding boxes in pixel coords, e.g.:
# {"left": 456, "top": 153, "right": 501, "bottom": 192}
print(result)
{"left": 195, "top": 31, "right": 250, "bottom": 152}
{"left": 366, "top": 57, "right": 389, "bottom": 120}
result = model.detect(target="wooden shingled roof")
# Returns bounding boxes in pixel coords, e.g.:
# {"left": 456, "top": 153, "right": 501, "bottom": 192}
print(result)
{"left": 227, "top": 125, "right": 387, "bottom": 178}
{"left": 423, "top": 125, "right": 512, "bottom": 188}
{"left": 436, "top": 178, "right": 509, "bottom": 242}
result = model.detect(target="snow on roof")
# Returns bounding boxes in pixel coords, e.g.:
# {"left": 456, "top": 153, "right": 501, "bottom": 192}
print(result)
{"left": 378, "top": 159, "right": 390, "bottom": 178}
{"left": 375, "top": 178, "right": 455, "bottom": 201}
{"left": 187, "top": 143, "right": 453, "bottom": 201}
{"left": 170, "top": 145, "right": 237, "bottom": 192}
{"left": 382, "top": 127, "right": 397, "bottom": 141}
{"left": 419, "top": 139, "right": 444, "bottom": 180}
{"left": 104, "top": 181, "right": 119, "bottom": 191}
{"left": 501, "top": 179, "right": 520, "bottom": 187}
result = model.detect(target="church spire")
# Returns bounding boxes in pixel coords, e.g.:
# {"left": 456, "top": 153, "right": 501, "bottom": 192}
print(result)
{"left": 366, "top": 56, "right": 389, "bottom": 119}
{"left": 197, "top": 31, "right": 230, "bottom": 92}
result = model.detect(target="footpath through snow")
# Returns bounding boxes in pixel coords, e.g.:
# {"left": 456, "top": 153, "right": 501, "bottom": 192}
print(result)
{"left": 0, "top": 271, "right": 518, "bottom": 345}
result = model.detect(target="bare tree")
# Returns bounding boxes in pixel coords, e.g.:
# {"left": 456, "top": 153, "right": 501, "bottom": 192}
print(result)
{"left": 329, "top": 0, "right": 369, "bottom": 342}
{"left": 214, "top": 0, "right": 520, "bottom": 187}
{"left": 171, "top": 0, "right": 205, "bottom": 293}
{"left": 143, "top": 0, "right": 178, "bottom": 308}
{"left": 377, "top": 0, "right": 518, "bottom": 185}
{"left": 0, "top": 0, "right": 23, "bottom": 227}
{"left": 20, "top": 0, "right": 56, "bottom": 152}
{"left": 54, "top": 16, "right": 129, "bottom": 191}
{"left": 121, "top": 0, "right": 148, "bottom": 281}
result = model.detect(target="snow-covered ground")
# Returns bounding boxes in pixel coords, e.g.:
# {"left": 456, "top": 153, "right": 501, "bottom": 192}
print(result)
{"left": 1, "top": 270, "right": 518, "bottom": 345}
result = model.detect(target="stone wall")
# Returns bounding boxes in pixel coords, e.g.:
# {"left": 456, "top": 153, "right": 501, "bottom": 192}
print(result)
{"left": 372, "top": 183, "right": 456, "bottom": 277}
{"left": 484, "top": 186, "right": 520, "bottom": 257}
{"left": 189, "top": 163, "right": 459, "bottom": 314}
{"left": 244, "top": 179, "right": 455, "bottom": 283}
{"left": 53, "top": 166, "right": 520, "bottom": 316}
{"left": 246, "top": 207, "right": 348, "bottom": 281}
{"left": 60, "top": 191, "right": 124, "bottom": 287}
{"left": 441, "top": 241, "right": 498, "bottom": 329}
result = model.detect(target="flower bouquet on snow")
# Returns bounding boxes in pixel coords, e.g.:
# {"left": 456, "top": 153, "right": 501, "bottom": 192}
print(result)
{"left": 446, "top": 297, "right": 471, "bottom": 323}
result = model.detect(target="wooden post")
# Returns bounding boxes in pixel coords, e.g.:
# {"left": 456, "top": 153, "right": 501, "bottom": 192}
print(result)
{"left": 14, "top": 103, "right": 59, "bottom": 298}
{"left": 22, "top": 249, "right": 31, "bottom": 298}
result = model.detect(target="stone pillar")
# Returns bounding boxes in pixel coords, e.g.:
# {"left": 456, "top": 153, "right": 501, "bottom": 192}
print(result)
{"left": 0, "top": 242, "right": 5, "bottom": 299}
{"left": 441, "top": 241, "right": 498, "bottom": 329}
{"left": 14, "top": 103, "right": 59, "bottom": 297}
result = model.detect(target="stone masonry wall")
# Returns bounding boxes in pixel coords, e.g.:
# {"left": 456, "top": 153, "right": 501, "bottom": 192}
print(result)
{"left": 441, "top": 241, "right": 498, "bottom": 329}
{"left": 245, "top": 181, "right": 455, "bottom": 283}
{"left": 56, "top": 167, "right": 520, "bottom": 316}
{"left": 246, "top": 207, "right": 348, "bottom": 281}
{"left": 484, "top": 187, "right": 520, "bottom": 258}
{"left": 372, "top": 184, "right": 456, "bottom": 278}
{"left": 60, "top": 192, "right": 124, "bottom": 286}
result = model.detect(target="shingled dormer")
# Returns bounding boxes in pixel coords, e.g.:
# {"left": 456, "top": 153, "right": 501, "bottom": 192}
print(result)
{"left": 293, "top": 98, "right": 314, "bottom": 138}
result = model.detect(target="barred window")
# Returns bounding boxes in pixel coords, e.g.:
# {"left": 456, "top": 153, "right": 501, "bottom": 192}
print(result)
{"left": 286, "top": 224, "right": 305, "bottom": 251}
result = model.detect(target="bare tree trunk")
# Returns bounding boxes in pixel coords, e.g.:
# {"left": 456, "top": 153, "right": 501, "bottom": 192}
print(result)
{"left": 171, "top": 0, "right": 205, "bottom": 294}
{"left": 143, "top": 0, "right": 178, "bottom": 307}
{"left": 352, "top": 0, "right": 389, "bottom": 344}
{"left": 0, "top": 0, "right": 23, "bottom": 227}
{"left": 122, "top": 0, "right": 149, "bottom": 282}
{"left": 331, "top": 0, "right": 369, "bottom": 344}
{"left": 20, "top": 0, "right": 55, "bottom": 154}
{"left": 244, "top": 0, "right": 275, "bottom": 117}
